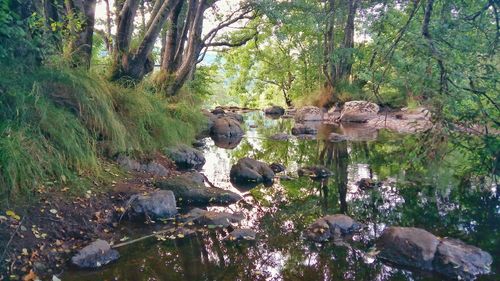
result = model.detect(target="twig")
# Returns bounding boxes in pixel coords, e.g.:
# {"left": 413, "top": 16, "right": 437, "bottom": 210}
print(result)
{"left": 0, "top": 216, "right": 25, "bottom": 262}
{"left": 112, "top": 226, "right": 176, "bottom": 248}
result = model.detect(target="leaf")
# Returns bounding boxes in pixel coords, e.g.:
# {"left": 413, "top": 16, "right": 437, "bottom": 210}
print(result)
{"left": 6, "top": 210, "right": 20, "bottom": 220}
{"left": 119, "top": 236, "right": 129, "bottom": 242}
{"left": 49, "top": 209, "right": 58, "bottom": 214}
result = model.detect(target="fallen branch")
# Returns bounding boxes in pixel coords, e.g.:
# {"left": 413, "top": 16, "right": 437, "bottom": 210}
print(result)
{"left": 112, "top": 226, "right": 176, "bottom": 248}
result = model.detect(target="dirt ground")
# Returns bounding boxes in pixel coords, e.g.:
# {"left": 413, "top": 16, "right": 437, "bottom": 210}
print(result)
{"left": 0, "top": 156, "right": 179, "bottom": 281}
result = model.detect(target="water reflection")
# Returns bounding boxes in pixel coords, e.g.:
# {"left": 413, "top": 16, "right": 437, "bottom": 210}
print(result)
{"left": 64, "top": 111, "right": 499, "bottom": 281}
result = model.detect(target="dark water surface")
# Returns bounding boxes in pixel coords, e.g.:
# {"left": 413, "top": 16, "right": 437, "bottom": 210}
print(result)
{"left": 64, "top": 112, "right": 499, "bottom": 281}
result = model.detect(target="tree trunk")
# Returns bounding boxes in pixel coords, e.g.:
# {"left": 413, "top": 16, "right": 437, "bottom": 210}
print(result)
{"left": 337, "top": 0, "right": 360, "bottom": 81}
{"left": 65, "top": 0, "right": 97, "bottom": 68}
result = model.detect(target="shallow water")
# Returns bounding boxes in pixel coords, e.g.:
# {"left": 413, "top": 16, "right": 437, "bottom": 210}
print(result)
{"left": 64, "top": 111, "right": 499, "bottom": 281}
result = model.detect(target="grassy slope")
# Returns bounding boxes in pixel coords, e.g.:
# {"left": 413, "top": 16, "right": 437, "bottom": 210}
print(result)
{"left": 0, "top": 66, "right": 206, "bottom": 201}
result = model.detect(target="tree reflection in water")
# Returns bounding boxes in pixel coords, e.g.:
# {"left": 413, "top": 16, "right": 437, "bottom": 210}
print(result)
{"left": 64, "top": 111, "right": 499, "bottom": 281}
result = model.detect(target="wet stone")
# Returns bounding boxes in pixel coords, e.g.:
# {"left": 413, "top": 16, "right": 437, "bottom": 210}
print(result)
{"left": 269, "top": 163, "right": 285, "bottom": 173}
{"left": 269, "top": 133, "right": 291, "bottom": 141}
{"left": 165, "top": 145, "right": 206, "bottom": 170}
{"left": 130, "top": 190, "right": 178, "bottom": 219}
{"left": 230, "top": 157, "right": 275, "bottom": 185}
{"left": 227, "top": 228, "right": 257, "bottom": 241}
{"left": 156, "top": 172, "right": 242, "bottom": 206}
{"left": 305, "top": 214, "right": 362, "bottom": 242}
{"left": 264, "top": 106, "right": 285, "bottom": 116}
{"left": 291, "top": 124, "right": 318, "bottom": 135}
{"left": 298, "top": 166, "right": 332, "bottom": 179}
{"left": 185, "top": 208, "right": 244, "bottom": 228}
{"left": 71, "top": 240, "right": 119, "bottom": 269}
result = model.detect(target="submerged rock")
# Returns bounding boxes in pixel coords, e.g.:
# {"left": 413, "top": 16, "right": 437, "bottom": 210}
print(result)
{"left": 165, "top": 145, "right": 205, "bottom": 170}
{"left": 156, "top": 172, "right": 242, "bottom": 205}
{"left": 357, "top": 178, "right": 381, "bottom": 189}
{"left": 264, "top": 106, "right": 285, "bottom": 116}
{"left": 210, "top": 117, "right": 244, "bottom": 138}
{"left": 305, "top": 214, "right": 362, "bottom": 242}
{"left": 339, "top": 100, "right": 379, "bottom": 123}
{"left": 291, "top": 124, "right": 318, "bottom": 135}
{"left": 433, "top": 238, "right": 492, "bottom": 280}
{"left": 230, "top": 157, "right": 275, "bottom": 185}
{"left": 186, "top": 208, "right": 244, "bottom": 227}
{"left": 71, "top": 240, "right": 119, "bottom": 269}
{"left": 376, "top": 227, "right": 492, "bottom": 279}
{"left": 295, "top": 106, "right": 323, "bottom": 121}
{"left": 227, "top": 228, "right": 257, "bottom": 241}
{"left": 130, "top": 190, "right": 178, "bottom": 219}
{"left": 298, "top": 166, "right": 332, "bottom": 179}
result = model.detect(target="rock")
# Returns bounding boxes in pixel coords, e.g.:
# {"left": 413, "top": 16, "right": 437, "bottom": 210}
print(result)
{"left": 227, "top": 228, "right": 257, "bottom": 241}
{"left": 339, "top": 101, "right": 379, "bottom": 123}
{"left": 376, "top": 227, "right": 493, "bottom": 279}
{"left": 71, "top": 240, "right": 119, "bottom": 269}
{"left": 230, "top": 157, "right": 275, "bottom": 185}
{"left": 130, "top": 190, "right": 178, "bottom": 219}
{"left": 291, "top": 124, "right": 318, "bottom": 135}
{"left": 298, "top": 166, "right": 332, "bottom": 179}
{"left": 186, "top": 208, "right": 244, "bottom": 227}
{"left": 210, "top": 117, "right": 244, "bottom": 138}
{"left": 376, "top": 227, "right": 440, "bottom": 271}
{"left": 328, "top": 132, "right": 348, "bottom": 142}
{"left": 295, "top": 106, "right": 323, "bottom": 121}
{"left": 225, "top": 112, "right": 244, "bottom": 123}
{"left": 269, "top": 163, "right": 285, "bottom": 173}
{"left": 433, "top": 238, "right": 492, "bottom": 280}
{"left": 211, "top": 107, "right": 225, "bottom": 115}
{"left": 305, "top": 214, "right": 362, "bottom": 242}
{"left": 357, "top": 178, "right": 380, "bottom": 189}
{"left": 211, "top": 134, "right": 243, "bottom": 149}
{"left": 165, "top": 145, "right": 205, "bottom": 170}
{"left": 156, "top": 172, "right": 242, "bottom": 205}
{"left": 264, "top": 106, "right": 285, "bottom": 116}
{"left": 280, "top": 175, "right": 294, "bottom": 181}
{"left": 296, "top": 134, "right": 316, "bottom": 140}
{"left": 192, "top": 139, "right": 205, "bottom": 148}
{"left": 269, "top": 133, "right": 291, "bottom": 141}
{"left": 117, "top": 156, "right": 170, "bottom": 177}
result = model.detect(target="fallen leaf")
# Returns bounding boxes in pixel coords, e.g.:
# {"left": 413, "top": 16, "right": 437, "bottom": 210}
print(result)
{"left": 6, "top": 210, "right": 21, "bottom": 220}
{"left": 22, "top": 270, "right": 37, "bottom": 281}
{"left": 49, "top": 209, "right": 58, "bottom": 214}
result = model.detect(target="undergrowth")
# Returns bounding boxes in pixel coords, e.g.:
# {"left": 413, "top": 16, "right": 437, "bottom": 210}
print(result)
{"left": 0, "top": 65, "right": 206, "bottom": 201}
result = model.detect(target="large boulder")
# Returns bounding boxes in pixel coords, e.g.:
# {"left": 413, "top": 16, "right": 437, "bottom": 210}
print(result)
{"left": 71, "top": 240, "right": 119, "bottom": 269}
{"left": 264, "top": 106, "right": 285, "bottom": 116}
{"left": 305, "top": 214, "right": 363, "bottom": 242}
{"left": 433, "top": 238, "right": 492, "bottom": 280}
{"left": 291, "top": 124, "right": 318, "bottom": 135}
{"left": 165, "top": 145, "right": 205, "bottom": 170}
{"left": 295, "top": 106, "right": 323, "bottom": 121}
{"left": 130, "top": 190, "right": 178, "bottom": 219}
{"left": 185, "top": 208, "right": 244, "bottom": 227}
{"left": 156, "top": 172, "right": 242, "bottom": 205}
{"left": 230, "top": 157, "right": 275, "bottom": 185}
{"left": 376, "top": 227, "right": 441, "bottom": 271}
{"left": 339, "top": 101, "right": 379, "bottom": 123}
{"left": 225, "top": 111, "right": 244, "bottom": 123}
{"left": 376, "top": 227, "right": 493, "bottom": 279}
{"left": 210, "top": 117, "right": 244, "bottom": 138}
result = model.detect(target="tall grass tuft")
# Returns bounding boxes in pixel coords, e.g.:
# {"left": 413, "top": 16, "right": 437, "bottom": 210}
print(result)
{"left": 0, "top": 65, "right": 206, "bottom": 201}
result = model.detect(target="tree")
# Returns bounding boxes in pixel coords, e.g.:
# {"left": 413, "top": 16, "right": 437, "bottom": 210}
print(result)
{"left": 64, "top": 0, "right": 97, "bottom": 68}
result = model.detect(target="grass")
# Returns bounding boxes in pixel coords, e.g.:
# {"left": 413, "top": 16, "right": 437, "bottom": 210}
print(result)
{"left": 0, "top": 65, "right": 206, "bottom": 202}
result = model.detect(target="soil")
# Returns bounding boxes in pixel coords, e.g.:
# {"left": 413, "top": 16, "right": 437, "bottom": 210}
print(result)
{"left": 0, "top": 155, "right": 182, "bottom": 281}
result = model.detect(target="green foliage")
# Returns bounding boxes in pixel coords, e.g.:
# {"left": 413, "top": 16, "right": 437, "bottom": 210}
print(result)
{"left": 0, "top": 65, "right": 205, "bottom": 200}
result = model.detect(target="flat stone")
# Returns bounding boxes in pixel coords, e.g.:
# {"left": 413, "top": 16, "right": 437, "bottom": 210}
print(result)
{"left": 71, "top": 240, "right": 119, "bottom": 269}
{"left": 376, "top": 227, "right": 439, "bottom": 271}
{"left": 298, "top": 166, "right": 332, "bottom": 179}
{"left": 305, "top": 214, "right": 362, "bottom": 242}
{"left": 165, "top": 145, "right": 205, "bottom": 170}
{"left": 227, "top": 228, "right": 257, "bottom": 241}
{"left": 156, "top": 173, "right": 242, "bottom": 206}
{"left": 186, "top": 208, "right": 244, "bottom": 227}
{"left": 130, "top": 190, "right": 178, "bottom": 219}
{"left": 291, "top": 124, "right": 317, "bottom": 135}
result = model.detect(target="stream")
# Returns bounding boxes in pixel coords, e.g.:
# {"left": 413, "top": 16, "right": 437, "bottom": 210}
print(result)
{"left": 64, "top": 111, "right": 499, "bottom": 281}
